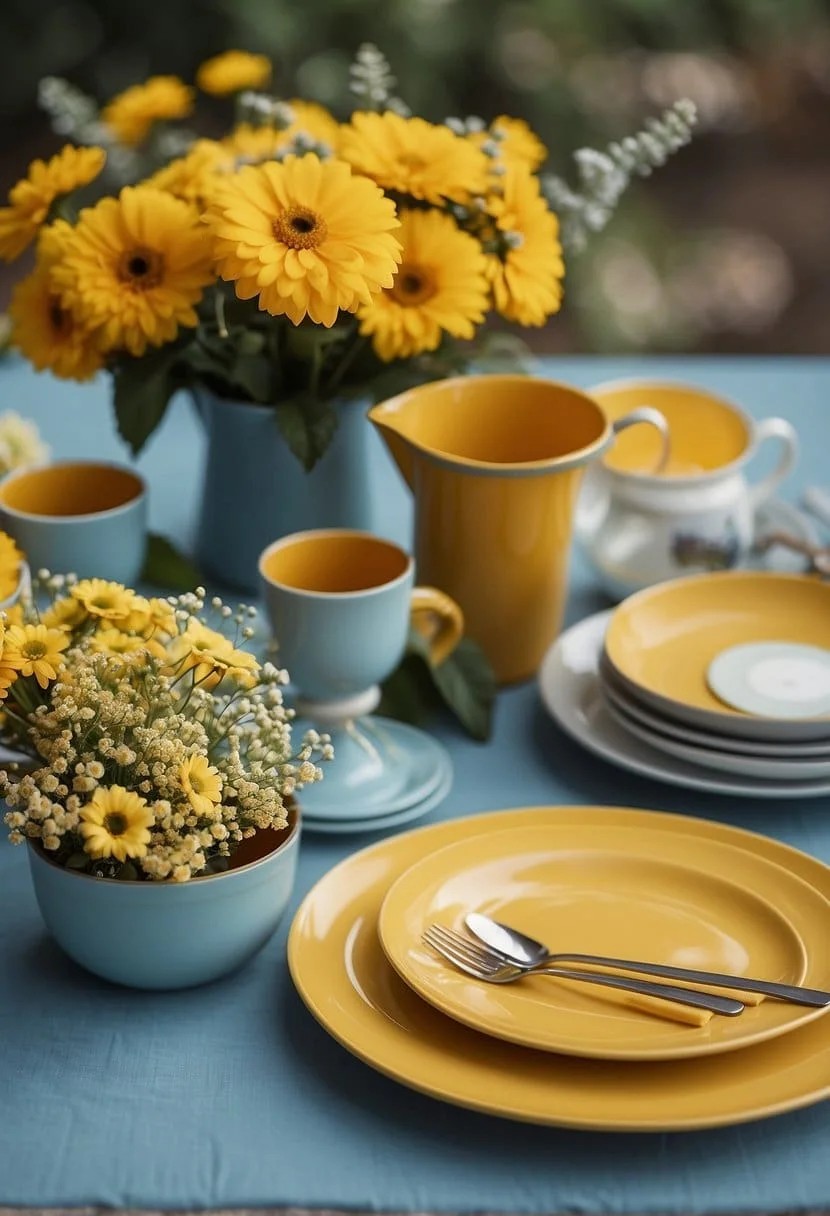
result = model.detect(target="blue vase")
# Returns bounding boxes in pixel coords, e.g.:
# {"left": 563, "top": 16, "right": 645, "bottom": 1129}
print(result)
{"left": 27, "top": 815, "right": 300, "bottom": 990}
{"left": 193, "top": 389, "right": 406, "bottom": 592}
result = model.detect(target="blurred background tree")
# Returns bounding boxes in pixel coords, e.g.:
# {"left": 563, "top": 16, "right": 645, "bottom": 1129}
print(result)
{"left": 2, "top": 0, "right": 829, "bottom": 354}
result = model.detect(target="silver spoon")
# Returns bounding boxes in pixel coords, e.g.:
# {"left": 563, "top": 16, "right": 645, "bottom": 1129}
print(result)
{"left": 465, "top": 912, "right": 830, "bottom": 1007}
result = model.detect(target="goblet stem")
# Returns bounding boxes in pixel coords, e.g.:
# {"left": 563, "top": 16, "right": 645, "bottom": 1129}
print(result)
{"left": 294, "top": 684, "right": 381, "bottom": 728}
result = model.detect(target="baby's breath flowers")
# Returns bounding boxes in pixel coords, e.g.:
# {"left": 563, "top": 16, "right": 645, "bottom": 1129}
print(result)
{"left": 0, "top": 411, "right": 49, "bottom": 479}
{"left": 1, "top": 578, "right": 330, "bottom": 881}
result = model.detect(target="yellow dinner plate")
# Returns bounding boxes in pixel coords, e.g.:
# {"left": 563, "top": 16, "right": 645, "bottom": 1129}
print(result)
{"left": 378, "top": 822, "right": 830, "bottom": 1060}
{"left": 287, "top": 806, "right": 830, "bottom": 1132}
{"left": 604, "top": 572, "right": 830, "bottom": 741}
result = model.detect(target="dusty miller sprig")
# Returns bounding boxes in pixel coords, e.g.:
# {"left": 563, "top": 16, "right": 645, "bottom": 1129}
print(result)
{"left": 38, "top": 76, "right": 141, "bottom": 181}
{"left": 349, "top": 44, "right": 410, "bottom": 115}
{"left": 543, "top": 99, "right": 698, "bottom": 253}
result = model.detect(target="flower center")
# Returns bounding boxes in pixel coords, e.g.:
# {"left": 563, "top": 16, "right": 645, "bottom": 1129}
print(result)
{"left": 104, "top": 812, "right": 127, "bottom": 836}
{"left": 91, "top": 595, "right": 117, "bottom": 610}
{"left": 48, "top": 298, "right": 73, "bottom": 337}
{"left": 390, "top": 264, "right": 437, "bottom": 307}
{"left": 117, "top": 246, "right": 164, "bottom": 289}
{"left": 23, "top": 641, "right": 48, "bottom": 660}
{"left": 272, "top": 205, "right": 327, "bottom": 250}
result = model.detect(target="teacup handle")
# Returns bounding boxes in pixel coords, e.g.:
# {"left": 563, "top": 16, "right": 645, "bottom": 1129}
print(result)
{"left": 611, "top": 407, "right": 671, "bottom": 474}
{"left": 410, "top": 587, "right": 464, "bottom": 667}
{"left": 747, "top": 417, "right": 799, "bottom": 509}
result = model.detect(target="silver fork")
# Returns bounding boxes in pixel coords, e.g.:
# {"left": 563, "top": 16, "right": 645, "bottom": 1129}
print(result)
{"left": 423, "top": 924, "right": 745, "bottom": 1016}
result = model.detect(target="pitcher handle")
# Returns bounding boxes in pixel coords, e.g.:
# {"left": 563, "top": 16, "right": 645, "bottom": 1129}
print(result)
{"left": 410, "top": 586, "right": 464, "bottom": 667}
{"left": 747, "top": 417, "right": 799, "bottom": 510}
{"left": 610, "top": 407, "right": 671, "bottom": 474}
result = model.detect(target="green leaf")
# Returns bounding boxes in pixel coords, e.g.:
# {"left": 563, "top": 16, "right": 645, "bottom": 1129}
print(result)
{"left": 275, "top": 396, "right": 339, "bottom": 472}
{"left": 382, "top": 630, "right": 497, "bottom": 741}
{"left": 224, "top": 352, "right": 276, "bottom": 402}
{"left": 141, "top": 533, "right": 203, "bottom": 590}
{"left": 65, "top": 851, "right": 90, "bottom": 871}
{"left": 378, "top": 654, "right": 438, "bottom": 726}
{"left": 116, "top": 862, "right": 139, "bottom": 880}
{"left": 429, "top": 637, "right": 497, "bottom": 741}
{"left": 112, "top": 345, "right": 184, "bottom": 456}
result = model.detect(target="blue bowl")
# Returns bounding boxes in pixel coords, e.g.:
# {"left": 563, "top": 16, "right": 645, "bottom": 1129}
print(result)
{"left": 27, "top": 813, "right": 300, "bottom": 989}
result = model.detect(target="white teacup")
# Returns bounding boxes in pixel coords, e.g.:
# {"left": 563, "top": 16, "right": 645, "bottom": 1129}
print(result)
{"left": 576, "top": 380, "right": 798, "bottom": 599}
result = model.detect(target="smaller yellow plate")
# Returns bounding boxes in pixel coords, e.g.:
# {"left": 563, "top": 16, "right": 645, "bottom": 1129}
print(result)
{"left": 604, "top": 572, "right": 830, "bottom": 741}
{"left": 378, "top": 821, "right": 830, "bottom": 1061}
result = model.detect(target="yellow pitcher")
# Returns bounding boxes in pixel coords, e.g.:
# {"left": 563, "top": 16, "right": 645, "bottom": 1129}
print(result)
{"left": 368, "top": 374, "right": 668, "bottom": 683}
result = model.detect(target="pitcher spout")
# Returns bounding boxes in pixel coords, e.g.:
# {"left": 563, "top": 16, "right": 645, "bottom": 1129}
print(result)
{"left": 367, "top": 402, "right": 416, "bottom": 490}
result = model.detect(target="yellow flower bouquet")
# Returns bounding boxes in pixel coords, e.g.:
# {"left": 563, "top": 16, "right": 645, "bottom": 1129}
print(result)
{"left": 3, "top": 45, "right": 696, "bottom": 471}
{"left": 0, "top": 573, "right": 330, "bottom": 881}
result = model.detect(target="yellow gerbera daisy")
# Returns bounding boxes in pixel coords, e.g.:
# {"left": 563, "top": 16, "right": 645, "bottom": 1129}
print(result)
{"left": 166, "top": 620, "right": 260, "bottom": 688}
{"left": 477, "top": 116, "right": 547, "bottom": 171}
{"left": 484, "top": 167, "right": 564, "bottom": 326}
{"left": 2, "top": 623, "right": 69, "bottom": 688}
{"left": 9, "top": 258, "right": 104, "bottom": 383}
{"left": 358, "top": 208, "right": 488, "bottom": 361}
{"left": 79, "top": 785, "right": 154, "bottom": 861}
{"left": 40, "top": 594, "right": 88, "bottom": 631}
{"left": 145, "top": 139, "right": 235, "bottom": 210}
{"left": 206, "top": 153, "right": 401, "bottom": 326}
{"left": 339, "top": 111, "right": 489, "bottom": 205}
{"left": 102, "top": 75, "right": 194, "bottom": 147}
{"left": 90, "top": 628, "right": 166, "bottom": 663}
{"left": 0, "top": 145, "right": 106, "bottom": 262}
{"left": 71, "top": 579, "right": 141, "bottom": 621}
{"left": 0, "top": 531, "right": 23, "bottom": 601}
{"left": 196, "top": 50, "right": 272, "bottom": 96}
{"left": 0, "top": 666, "right": 18, "bottom": 701}
{"left": 179, "top": 754, "right": 223, "bottom": 816}
{"left": 51, "top": 186, "right": 215, "bottom": 358}
{"left": 124, "top": 596, "right": 178, "bottom": 639}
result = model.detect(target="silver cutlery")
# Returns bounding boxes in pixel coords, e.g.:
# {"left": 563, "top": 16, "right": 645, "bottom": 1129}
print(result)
{"left": 423, "top": 924, "right": 745, "bottom": 1016}
{"left": 465, "top": 912, "right": 830, "bottom": 1008}
{"left": 803, "top": 486, "right": 830, "bottom": 533}
{"left": 754, "top": 529, "right": 830, "bottom": 575}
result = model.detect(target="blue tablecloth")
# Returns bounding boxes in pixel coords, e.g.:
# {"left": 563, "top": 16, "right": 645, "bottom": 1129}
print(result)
{"left": 1, "top": 355, "right": 830, "bottom": 1212}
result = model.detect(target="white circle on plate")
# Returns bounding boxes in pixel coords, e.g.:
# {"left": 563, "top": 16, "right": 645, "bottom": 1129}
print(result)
{"left": 707, "top": 643, "right": 830, "bottom": 720}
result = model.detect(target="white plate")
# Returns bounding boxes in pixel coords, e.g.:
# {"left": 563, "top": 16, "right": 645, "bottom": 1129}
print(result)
{"left": 602, "top": 686, "right": 830, "bottom": 781}
{"left": 598, "top": 656, "right": 830, "bottom": 758}
{"left": 539, "top": 611, "right": 830, "bottom": 799}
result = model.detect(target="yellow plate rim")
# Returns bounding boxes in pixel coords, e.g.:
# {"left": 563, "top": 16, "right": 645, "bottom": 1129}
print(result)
{"left": 377, "top": 822, "right": 828, "bottom": 1060}
{"left": 287, "top": 804, "right": 830, "bottom": 1132}
{"left": 604, "top": 572, "right": 830, "bottom": 735}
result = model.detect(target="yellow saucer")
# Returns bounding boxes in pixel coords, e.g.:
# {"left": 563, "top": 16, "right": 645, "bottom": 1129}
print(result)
{"left": 378, "top": 822, "right": 830, "bottom": 1060}
{"left": 604, "top": 572, "right": 830, "bottom": 740}
{"left": 288, "top": 805, "right": 830, "bottom": 1132}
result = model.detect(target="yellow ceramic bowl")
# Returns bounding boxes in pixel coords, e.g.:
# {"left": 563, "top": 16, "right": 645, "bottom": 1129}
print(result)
{"left": 604, "top": 571, "right": 830, "bottom": 741}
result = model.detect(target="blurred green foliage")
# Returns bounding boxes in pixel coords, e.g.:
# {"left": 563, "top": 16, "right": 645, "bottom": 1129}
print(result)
{"left": 2, "top": 0, "right": 829, "bottom": 352}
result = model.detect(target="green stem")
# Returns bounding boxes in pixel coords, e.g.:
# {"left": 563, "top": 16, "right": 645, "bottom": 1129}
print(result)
{"left": 325, "top": 332, "right": 367, "bottom": 398}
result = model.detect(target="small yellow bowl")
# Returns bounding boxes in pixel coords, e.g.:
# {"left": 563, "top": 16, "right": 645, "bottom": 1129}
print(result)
{"left": 603, "top": 571, "right": 830, "bottom": 741}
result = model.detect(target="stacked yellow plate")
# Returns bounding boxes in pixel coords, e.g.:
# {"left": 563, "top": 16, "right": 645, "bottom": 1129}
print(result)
{"left": 600, "top": 571, "right": 830, "bottom": 781}
{"left": 288, "top": 804, "right": 830, "bottom": 1132}
{"left": 538, "top": 571, "right": 830, "bottom": 796}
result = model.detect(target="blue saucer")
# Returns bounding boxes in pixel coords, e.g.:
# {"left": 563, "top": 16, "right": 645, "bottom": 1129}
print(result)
{"left": 297, "top": 716, "right": 452, "bottom": 822}
{"left": 301, "top": 754, "right": 453, "bottom": 835}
